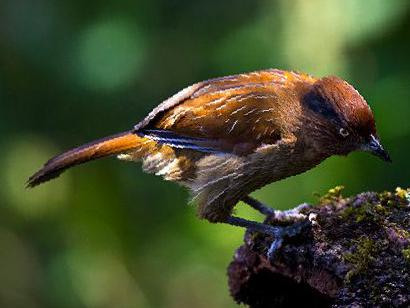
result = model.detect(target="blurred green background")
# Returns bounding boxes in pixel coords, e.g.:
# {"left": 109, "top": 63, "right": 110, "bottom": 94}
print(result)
{"left": 1, "top": 0, "right": 409, "bottom": 307}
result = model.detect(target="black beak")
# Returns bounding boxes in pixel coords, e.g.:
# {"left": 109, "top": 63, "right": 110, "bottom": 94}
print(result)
{"left": 365, "top": 135, "right": 392, "bottom": 162}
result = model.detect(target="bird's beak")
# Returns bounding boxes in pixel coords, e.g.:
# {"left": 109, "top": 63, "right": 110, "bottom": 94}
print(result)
{"left": 363, "top": 134, "right": 392, "bottom": 162}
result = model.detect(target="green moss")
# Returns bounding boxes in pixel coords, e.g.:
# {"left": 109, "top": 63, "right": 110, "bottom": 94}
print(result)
{"left": 379, "top": 187, "right": 410, "bottom": 207}
{"left": 341, "top": 205, "right": 367, "bottom": 223}
{"left": 395, "top": 187, "right": 410, "bottom": 205}
{"left": 340, "top": 201, "right": 388, "bottom": 223}
{"left": 403, "top": 248, "right": 410, "bottom": 262}
{"left": 379, "top": 191, "right": 394, "bottom": 206}
{"left": 394, "top": 226, "right": 410, "bottom": 240}
{"left": 343, "top": 237, "right": 378, "bottom": 281}
{"left": 318, "top": 185, "right": 345, "bottom": 204}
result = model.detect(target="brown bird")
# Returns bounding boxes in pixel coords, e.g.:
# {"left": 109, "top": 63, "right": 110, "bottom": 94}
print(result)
{"left": 27, "top": 69, "right": 390, "bottom": 252}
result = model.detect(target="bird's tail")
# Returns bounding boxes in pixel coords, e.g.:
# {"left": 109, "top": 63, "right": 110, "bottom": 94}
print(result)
{"left": 27, "top": 131, "right": 143, "bottom": 188}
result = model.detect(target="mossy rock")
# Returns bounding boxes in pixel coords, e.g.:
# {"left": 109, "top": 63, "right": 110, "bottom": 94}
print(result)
{"left": 229, "top": 187, "right": 410, "bottom": 307}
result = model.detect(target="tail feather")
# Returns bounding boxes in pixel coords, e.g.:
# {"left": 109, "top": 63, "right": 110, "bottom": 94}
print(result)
{"left": 27, "top": 131, "right": 141, "bottom": 188}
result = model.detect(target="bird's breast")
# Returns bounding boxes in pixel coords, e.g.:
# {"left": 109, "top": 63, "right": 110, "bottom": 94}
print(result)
{"left": 242, "top": 140, "right": 328, "bottom": 188}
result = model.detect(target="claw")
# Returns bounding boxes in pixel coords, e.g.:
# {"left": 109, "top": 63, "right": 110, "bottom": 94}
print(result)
{"left": 266, "top": 220, "right": 311, "bottom": 259}
{"left": 225, "top": 215, "right": 311, "bottom": 259}
{"left": 267, "top": 236, "right": 283, "bottom": 259}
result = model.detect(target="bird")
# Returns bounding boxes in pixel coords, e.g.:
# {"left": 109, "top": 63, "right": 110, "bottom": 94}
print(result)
{"left": 27, "top": 69, "right": 390, "bottom": 253}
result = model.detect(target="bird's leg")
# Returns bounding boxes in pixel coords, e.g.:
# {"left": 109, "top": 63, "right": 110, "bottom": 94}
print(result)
{"left": 226, "top": 216, "right": 283, "bottom": 238}
{"left": 241, "top": 195, "right": 275, "bottom": 216}
{"left": 265, "top": 220, "right": 311, "bottom": 258}
{"left": 226, "top": 216, "right": 311, "bottom": 259}
{"left": 226, "top": 216, "right": 285, "bottom": 257}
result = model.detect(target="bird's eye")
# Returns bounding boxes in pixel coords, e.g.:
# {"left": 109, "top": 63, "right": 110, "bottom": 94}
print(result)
{"left": 339, "top": 128, "right": 349, "bottom": 137}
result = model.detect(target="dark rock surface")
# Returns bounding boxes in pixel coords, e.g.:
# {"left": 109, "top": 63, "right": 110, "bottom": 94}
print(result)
{"left": 228, "top": 187, "right": 410, "bottom": 307}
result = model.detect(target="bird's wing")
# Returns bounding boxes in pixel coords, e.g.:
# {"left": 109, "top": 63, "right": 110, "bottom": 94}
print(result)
{"left": 135, "top": 69, "right": 316, "bottom": 154}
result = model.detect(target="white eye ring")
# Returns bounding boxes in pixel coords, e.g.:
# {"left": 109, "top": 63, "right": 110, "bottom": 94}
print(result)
{"left": 339, "top": 128, "right": 349, "bottom": 137}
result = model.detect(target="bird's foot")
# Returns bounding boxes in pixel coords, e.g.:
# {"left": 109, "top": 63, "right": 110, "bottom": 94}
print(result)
{"left": 266, "top": 219, "right": 311, "bottom": 259}
{"left": 241, "top": 196, "right": 310, "bottom": 221}
{"left": 226, "top": 216, "right": 311, "bottom": 259}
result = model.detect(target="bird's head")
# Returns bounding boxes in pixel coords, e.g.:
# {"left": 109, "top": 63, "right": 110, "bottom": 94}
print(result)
{"left": 302, "top": 76, "right": 391, "bottom": 162}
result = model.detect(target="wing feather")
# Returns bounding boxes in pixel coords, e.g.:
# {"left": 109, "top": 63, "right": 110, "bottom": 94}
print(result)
{"left": 134, "top": 70, "right": 316, "bottom": 154}
{"left": 137, "top": 129, "right": 224, "bottom": 154}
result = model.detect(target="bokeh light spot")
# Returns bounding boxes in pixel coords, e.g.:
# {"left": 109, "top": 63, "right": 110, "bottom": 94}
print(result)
{"left": 1, "top": 136, "right": 69, "bottom": 218}
{"left": 73, "top": 19, "right": 146, "bottom": 91}
{"left": 279, "top": 0, "right": 407, "bottom": 76}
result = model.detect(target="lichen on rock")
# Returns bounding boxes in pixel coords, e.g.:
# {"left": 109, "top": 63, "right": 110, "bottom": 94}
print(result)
{"left": 228, "top": 187, "right": 410, "bottom": 307}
